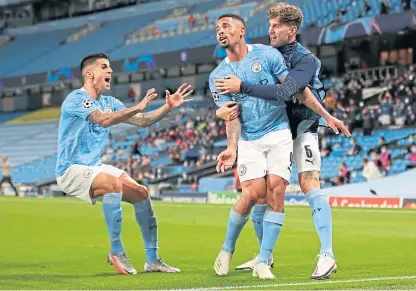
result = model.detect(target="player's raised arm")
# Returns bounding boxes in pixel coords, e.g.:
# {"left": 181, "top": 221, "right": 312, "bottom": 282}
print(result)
{"left": 125, "top": 83, "right": 193, "bottom": 127}
{"left": 87, "top": 88, "right": 158, "bottom": 127}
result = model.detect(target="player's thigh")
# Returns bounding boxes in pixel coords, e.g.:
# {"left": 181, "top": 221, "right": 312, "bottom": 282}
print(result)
{"left": 293, "top": 132, "right": 321, "bottom": 174}
{"left": 57, "top": 164, "right": 119, "bottom": 204}
{"left": 237, "top": 139, "right": 267, "bottom": 183}
{"left": 235, "top": 178, "right": 267, "bottom": 213}
{"left": 118, "top": 173, "right": 149, "bottom": 204}
{"left": 264, "top": 129, "right": 294, "bottom": 184}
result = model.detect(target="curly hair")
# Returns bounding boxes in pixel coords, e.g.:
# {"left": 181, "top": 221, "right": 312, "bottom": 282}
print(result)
{"left": 267, "top": 2, "right": 303, "bottom": 29}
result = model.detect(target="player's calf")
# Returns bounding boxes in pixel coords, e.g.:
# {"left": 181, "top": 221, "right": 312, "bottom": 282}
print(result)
{"left": 254, "top": 175, "right": 286, "bottom": 269}
{"left": 119, "top": 174, "right": 179, "bottom": 270}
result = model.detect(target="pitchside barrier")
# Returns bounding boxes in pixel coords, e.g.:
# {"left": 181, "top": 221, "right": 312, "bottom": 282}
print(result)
{"left": 159, "top": 191, "right": 416, "bottom": 209}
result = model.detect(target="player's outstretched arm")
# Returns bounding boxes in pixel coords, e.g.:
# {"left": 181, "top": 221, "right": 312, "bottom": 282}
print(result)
{"left": 216, "top": 118, "right": 240, "bottom": 173}
{"left": 296, "top": 88, "right": 351, "bottom": 137}
{"left": 88, "top": 88, "right": 158, "bottom": 127}
{"left": 125, "top": 83, "right": 193, "bottom": 127}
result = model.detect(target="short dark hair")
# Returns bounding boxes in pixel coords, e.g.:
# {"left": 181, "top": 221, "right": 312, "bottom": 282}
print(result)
{"left": 80, "top": 52, "right": 110, "bottom": 72}
{"left": 217, "top": 13, "right": 246, "bottom": 28}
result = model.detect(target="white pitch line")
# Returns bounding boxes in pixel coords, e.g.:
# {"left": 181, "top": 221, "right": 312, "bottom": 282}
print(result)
{"left": 161, "top": 275, "right": 416, "bottom": 291}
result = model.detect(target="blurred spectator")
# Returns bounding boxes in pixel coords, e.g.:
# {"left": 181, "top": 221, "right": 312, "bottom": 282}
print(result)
{"left": 407, "top": 144, "right": 416, "bottom": 170}
{"left": 188, "top": 14, "right": 196, "bottom": 28}
{"left": 201, "top": 14, "right": 209, "bottom": 25}
{"left": 0, "top": 155, "right": 18, "bottom": 196}
{"left": 169, "top": 146, "right": 182, "bottom": 165}
{"left": 364, "top": 1, "right": 372, "bottom": 15}
{"left": 378, "top": 92, "right": 393, "bottom": 126}
{"left": 185, "top": 118, "right": 195, "bottom": 138}
{"left": 332, "top": 176, "right": 345, "bottom": 186}
{"left": 345, "top": 137, "right": 362, "bottom": 156}
{"left": 376, "top": 136, "right": 388, "bottom": 154}
{"left": 335, "top": 162, "right": 351, "bottom": 185}
{"left": 361, "top": 108, "right": 374, "bottom": 136}
{"left": 379, "top": 145, "right": 392, "bottom": 173}
{"left": 362, "top": 158, "right": 384, "bottom": 181}
{"left": 402, "top": 0, "right": 411, "bottom": 10}
{"left": 380, "top": 0, "right": 390, "bottom": 14}
{"left": 369, "top": 150, "right": 383, "bottom": 170}
{"left": 393, "top": 97, "right": 406, "bottom": 126}
{"left": 319, "top": 137, "right": 332, "bottom": 157}
{"left": 152, "top": 26, "right": 159, "bottom": 36}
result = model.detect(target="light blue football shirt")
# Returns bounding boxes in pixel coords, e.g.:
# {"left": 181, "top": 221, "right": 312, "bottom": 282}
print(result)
{"left": 56, "top": 88, "right": 125, "bottom": 177}
{"left": 209, "top": 44, "right": 289, "bottom": 141}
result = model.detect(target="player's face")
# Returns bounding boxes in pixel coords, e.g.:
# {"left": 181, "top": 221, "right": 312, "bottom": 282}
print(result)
{"left": 90, "top": 58, "right": 113, "bottom": 91}
{"left": 216, "top": 17, "right": 244, "bottom": 49}
{"left": 269, "top": 17, "right": 297, "bottom": 47}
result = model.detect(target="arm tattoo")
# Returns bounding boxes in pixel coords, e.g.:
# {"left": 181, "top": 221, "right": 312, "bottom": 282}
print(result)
{"left": 125, "top": 104, "right": 170, "bottom": 127}
{"left": 300, "top": 170, "right": 320, "bottom": 183}
{"left": 226, "top": 118, "right": 241, "bottom": 150}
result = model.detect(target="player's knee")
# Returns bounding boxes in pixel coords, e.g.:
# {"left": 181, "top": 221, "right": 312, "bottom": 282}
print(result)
{"left": 300, "top": 182, "right": 318, "bottom": 194}
{"left": 108, "top": 177, "right": 123, "bottom": 194}
{"left": 235, "top": 189, "right": 257, "bottom": 213}
{"left": 137, "top": 185, "right": 149, "bottom": 200}
{"left": 299, "top": 171, "right": 320, "bottom": 194}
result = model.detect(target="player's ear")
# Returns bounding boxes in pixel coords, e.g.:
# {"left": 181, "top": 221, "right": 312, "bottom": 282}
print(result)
{"left": 240, "top": 26, "right": 245, "bottom": 38}
{"left": 85, "top": 69, "right": 93, "bottom": 80}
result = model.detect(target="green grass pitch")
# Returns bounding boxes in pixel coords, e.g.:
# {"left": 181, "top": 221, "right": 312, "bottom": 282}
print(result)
{"left": 0, "top": 196, "right": 415, "bottom": 290}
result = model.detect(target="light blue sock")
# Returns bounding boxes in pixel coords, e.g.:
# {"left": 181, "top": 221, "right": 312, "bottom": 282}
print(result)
{"left": 222, "top": 208, "right": 250, "bottom": 253}
{"left": 306, "top": 189, "right": 334, "bottom": 258}
{"left": 133, "top": 199, "right": 159, "bottom": 264}
{"left": 102, "top": 193, "right": 124, "bottom": 255}
{"left": 257, "top": 211, "right": 285, "bottom": 263}
{"left": 252, "top": 204, "right": 267, "bottom": 244}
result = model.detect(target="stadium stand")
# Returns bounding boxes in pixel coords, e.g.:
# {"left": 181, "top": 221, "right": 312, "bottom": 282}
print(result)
{"left": 1, "top": 0, "right": 412, "bottom": 77}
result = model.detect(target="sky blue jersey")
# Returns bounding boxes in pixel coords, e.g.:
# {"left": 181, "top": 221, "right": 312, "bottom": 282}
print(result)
{"left": 56, "top": 88, "right": 125, "bottom": 177}
{"left": 209, "top": 44, "right": 289, "bottom": 141}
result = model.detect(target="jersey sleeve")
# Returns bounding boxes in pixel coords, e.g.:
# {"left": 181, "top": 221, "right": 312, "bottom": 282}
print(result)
{"left": 209, "top": 74, "right": 232, "bottom": 108}
{"left": 111, "top": 97, "right": 126, "bottom": 112}
{"left": 240, "top": 54, "right": 318, "bottom": 102}
{"left": 64, "top": 92, "right": 98, "bottom": 120}
{"left": 265, "top": 47, "right": 288, "bottom": 80}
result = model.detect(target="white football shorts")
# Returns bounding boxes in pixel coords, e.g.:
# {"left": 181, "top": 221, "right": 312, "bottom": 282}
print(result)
{"left": 56, "top": 164, "right": 125, "bottom": 205}
{"left": 293, "top": 132, "right": 321, "bottom": 173}
{"left": 237, "top": 129, "right": 293, "bottom": 183}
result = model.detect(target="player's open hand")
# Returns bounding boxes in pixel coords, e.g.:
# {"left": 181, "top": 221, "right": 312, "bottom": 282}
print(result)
{"left": 137, "top": 88, "right": 157, "bottom": 111}
{"left": 216, "top": 102, "right": 240, "bottom": 121}
{"left": 216, "top": 148, "right": 237, "bottom": 173}
{"left": 215, "top": 75, "right": 241, "bottom": 94}
{"left": 326, "top": 116, "right": 351, "bottom": 137}
{"left": 166, "top": 83, "right": 194, "bottom": 110}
